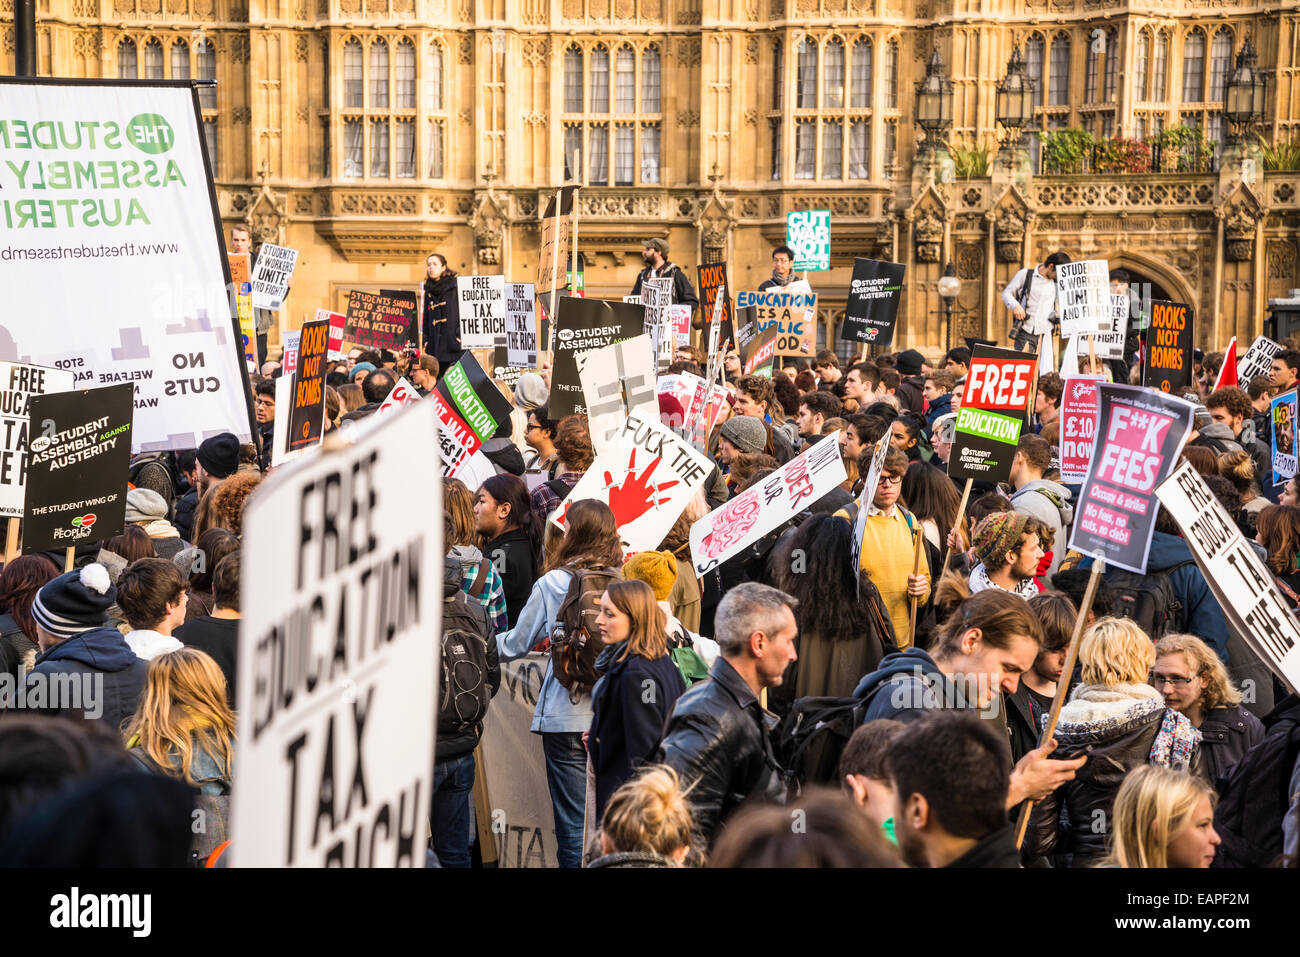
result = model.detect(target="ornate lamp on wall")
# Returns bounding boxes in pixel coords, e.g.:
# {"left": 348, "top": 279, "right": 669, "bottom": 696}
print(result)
{"left": 915, "top": 48, "right": 954, "bottom": 152}
{"left": 1224, "top": 35, "right": 1267, "bottom": 145}
{"left": 996, "top": 46, "right": 1035, "bottom": 148}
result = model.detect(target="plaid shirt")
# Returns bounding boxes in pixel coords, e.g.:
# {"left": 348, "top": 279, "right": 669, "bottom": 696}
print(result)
{"left": 530, "top": 471, "right": 583, "bottom": 527}
{"left": 460, "top": 560, "right": 509, "bottom": 635}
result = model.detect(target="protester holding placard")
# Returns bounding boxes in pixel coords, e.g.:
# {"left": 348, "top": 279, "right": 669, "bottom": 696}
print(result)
{"left": 1002, "top": 252, "right": 1070, "bottom": 353}
{"left": 630, "top": 239, "right": 699, "bottom": 308}
{"left": 497, "top": 499, "right": 624, "bottom": 868}
{"left": 854, "top": 449, "right": 930, "bottom": 646}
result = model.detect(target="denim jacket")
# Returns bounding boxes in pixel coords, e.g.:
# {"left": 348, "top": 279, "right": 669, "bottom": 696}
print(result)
{"left": 495, "top": 569, "right": 593, "bottom": 734}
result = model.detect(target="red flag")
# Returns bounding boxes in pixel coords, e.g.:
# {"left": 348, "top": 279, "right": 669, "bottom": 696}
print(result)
{"left": 1214, "top": 337, "right": 1238, "bottom": 391}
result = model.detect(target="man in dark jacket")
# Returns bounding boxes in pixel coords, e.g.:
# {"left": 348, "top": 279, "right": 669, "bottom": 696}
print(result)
{"left": 894, "top": 349, "right": 928, "bottom": 414}
{"left": 757, "top": 244, "right": 802, "bottom": 292}
{"left": 433, "top": 557, "right": 500, "bottom": 868}
{"left": 630, "top": 238, "right": 699, "bottom": 308}
{"left": 422, "top": 253, "right": 464, "bottom": 368}
{"left": 890, "top": 711, "right": 1021, "bottom": 867}
{"left": 340, "top": 368, "right": 397, "bottom": 425}
{"left": 656, "top": 582, "right": 797, "bottom": 847}
{"left": 25, "top": 564, "right": 147, "bottom": 732}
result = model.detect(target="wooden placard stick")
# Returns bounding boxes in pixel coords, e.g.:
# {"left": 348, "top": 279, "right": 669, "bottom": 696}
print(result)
{"left": 908, "top": 524, "right": 926, "bottom": 647}
{"left": 1014, "top": 557, "right": 1105, "bottom": 849}
{"left": 939, "top": 477, "right": 974, "bottom": 576}
{"left": 4, "top": 518, "right": 19, "bottom": 563}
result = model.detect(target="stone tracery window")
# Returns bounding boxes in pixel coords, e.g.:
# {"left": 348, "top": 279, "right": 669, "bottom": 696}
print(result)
{"left": 118, "top": 38, "right": 137, "bottom": 78}
{"left": 335, "top": 34, "right": 423, "bottom": 181}
{"left": 560, "top": 41, "right": 662, "bottom": 186}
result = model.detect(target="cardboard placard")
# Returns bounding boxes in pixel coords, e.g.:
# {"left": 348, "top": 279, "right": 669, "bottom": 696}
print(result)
{"left": 786, "top": 210, "right": 831, "bottom": 271}
{"left": 670, "top": 304, "right": 693, "bottom": 347}
{"left": 315, "top": 308, "right": 348, "bottom": 359}
{"left": 549, "top": 298, "right": 646, "bottom": 420}
{"left": 697, "top": 262, "right": 735, "bottom": 347}
{"left": 577, "top": 334, "right": 658, "bottom": 457}
{"left": 737, "top": 314, "right": 779, "bottom": 378}
{"left": 1239, "top": 336, "right": 1283, "bottom": 386}
{"left": 282, "top": 331, "right": 301, "bottom": 375}
{"left": 1067, "top": 383, "right": 1195, "bottom": 574}
{"left": 287, "top": 318, "right": 329, "bottom": 452}
{"left": 1271, "top": 390, "right": 1297, "bottom": 485}
{"left": 270, "top": 372, "right": 297, "bottom": 469}
{"left": 229, "top": 251, "right": 256, "bottom": 370}
{"left": 1074, "top": 292, "right": 1127, "bottom": 360}
{"left": 0, "top": 362, "right": 74, "bottom": 519}
{"left": 1156, "top": 461, "right": 1300, "bottom": 692}
{"left": 536, "top": 186, "right": 577, "bottom": 298}
{"left": 250, "top": 243, "right": 298, "bottom": 312}
{"left": 551, "top": 412, "right": 716, "bottom": 555}
{"left": 505, "top": 282, "right": 538, "bottom": 369}
{"left": 457, "top": 275, "right": 507, "bottom": 350}
{"left": 642, "top": 277, "right": 674, "bottom": 370}
{"left": 843, "top": 258, "right": 907, "bottom": 346}
{"left": 491, "top": 346, "right": 523, "bottom": 392}
{"left": 1142, "top": 300, "right": 1195, "bottom": 394}
{"left": 736, "top": 289, "right": 818, "bottom": 358}
{"left": 344, "top": 289, "right": 419, "bottom": 353}
{"left": 690, "top": 433, "right": 846, "bottom": 574}
{"left": 948, "top": 345, "right": 1036, "bottom": 484}
{"left": 1056, "top": 259, "right": 1110, "bottom": 338}
{"left": 1058, "top": 376, "right": 1104, "bottom": 484}
{"left": 23, "top": 384, "right": 133, "bottom": 553}
{"left": 233, "top": 399, "right": 441, "bottom": 867}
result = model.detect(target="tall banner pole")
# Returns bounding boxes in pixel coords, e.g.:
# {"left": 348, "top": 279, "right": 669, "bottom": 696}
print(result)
{"left": 547, "top": 187, "right": 561, "bottom": 354}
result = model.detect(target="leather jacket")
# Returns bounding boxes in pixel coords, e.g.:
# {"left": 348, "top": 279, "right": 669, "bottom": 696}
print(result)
{"left": 655, "top": 656, "right": 783, "bottom": 846}
{"left": 1024, "top": 691, "right": 1203, "bottom": 866}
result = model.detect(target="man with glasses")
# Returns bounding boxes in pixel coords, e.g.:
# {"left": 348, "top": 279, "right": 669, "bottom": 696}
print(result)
{"left": 523, "top": 405, "right": 560, "bottom": 479}
{"left": 854, "top": 447, "right": 930, "bottom": 647}
{"left": 1002, "top": 251, "right": 1070, "bottom": 354}
{"left": 253, "top": 379, "right": 276, "bottom": 471}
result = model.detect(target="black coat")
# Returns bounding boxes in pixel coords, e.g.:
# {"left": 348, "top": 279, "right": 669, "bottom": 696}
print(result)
{"left": 946, "top": 824, "right": 1021, "bottom": 868}
{"left": 484, "top": 527, "right": 538, "bottom": 629}
{"left": 173, "top": 487, "right": 198, "bottom": 543}
{"left": 590, "top": 646, "right": 685, "bottom": 816}
{"left": 655, "top": 656, "right": 783, "bottom": 846}
{"left": 423, "top": 274, "right": 464, "bottom": 367}
{"left": 25, "top": 627, "right": 148, "bottom": 733}
{"left": 1200, "top": 703, "right": 1266, "bottom": 788}
{"left": 630, "top": 260, "right": 699, "bottom": 307}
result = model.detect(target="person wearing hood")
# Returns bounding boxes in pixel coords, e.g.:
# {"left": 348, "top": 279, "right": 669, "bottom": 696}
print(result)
{"left": 117, "top": 558, "right": 188, "bottom": 662}
{"left": 894, "top": 349, "right": 928, "bottom": 414}
{"left": 922, "top": 369, "right": 954, "bottom": 429}
{"left": 1023, "top": 617, "right": 1204, "bottom": 867}
{"left": 422, "top": 252, "right": 464, "bottom": 368}
{"left": 856, "top": 589, "right": 1087, "bottom": 811}
{"left": 757, "top": 244, "right": 802, "bottom": 291}
{"left": 25, "top": 563, "right": 148, "bottom": 730}
{"left": 480, "top": 417, "right": 526, "bottom": 477}
{"left": 589, "top": 580, "right": 685, "bottom": 817}
{"left": 124, "top": 488, "right": 189, "bottom": 562}
{"left": 1008, "top": 434, "right": 1073, "bottom": 581}
{"left": 1187, "top": 402, "right": 1244, "bottom": 455}
{"left": 445, "top": 478, "right": 508, "bottom": 634}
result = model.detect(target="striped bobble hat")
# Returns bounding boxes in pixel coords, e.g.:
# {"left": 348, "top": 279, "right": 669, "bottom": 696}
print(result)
{"left": 32, "top": 563, "right": 116, "bottom": 639}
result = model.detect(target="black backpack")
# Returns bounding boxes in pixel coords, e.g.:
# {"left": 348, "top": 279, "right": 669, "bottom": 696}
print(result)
{"left": 775, "top": 681, "right": 891, "bottom": 791}
{"left": 438, "top": 579, "right": 493, "bottom": 736}
{"left": 1105, "top": 561, "right": 1194, "bottom": 639}
{"left": 1212, "top": 696, "right": 1300, "bottom": 868}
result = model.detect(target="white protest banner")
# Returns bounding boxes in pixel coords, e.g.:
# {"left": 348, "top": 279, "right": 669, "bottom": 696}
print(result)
{"left": 1239, "top": 336, "right": 1283, "bottom": 385}
{"left": 250, "top": 243, "right": 298, "bottom": 311}
{"left": 551, "top": 412, "right": 714, "bottom": 555}
{"left": 670, "top": 304, "right": 693, "bottom": 347}
{"left": 377, "top": 376, "right": 421, "bottom": 414}
{"left": 577, "top": 334, "right": 658, "bottom": 457}
{"left": 642, "top": 277, "right": 674, "bottom": 369}
{"left": 622, "top": 295, "right": 641, "bottom": 305}
{"left": 1156, "top": 461, "right": 1300, "bottom": 692}
{"left": 657, "top": 371, "right": 708, "bottom": 436}
{"left": 0, "top": 361, "right": 74, "bottom": 518}
{"left": 457, "top": 275, "right": 507, "bottom": 349}
{"left": 317, "top": 308, "right": 348, "bottom": 359}
{"left": 1056, "top": 259, "right": 1110, "bottom": 338}
{"left": 234, "top": 399, "right": 441, "bottom": 866}
{"left": 690, "top": 433, "right": 846, "bottom": 574}
{"left": 477, "top": 654, "right": 560, "bottom": 868}
{"left": 270, "top": 371, "right": 298, "bottom": 468}
{"left": 1075, "top": 292, "right": 1127, "bottom": 360}
{"left": 851, "top": 435, "right": 891, "bottom": 575}
{"left": 0, "top": 82, "right": 253, "bottom": 451}
{"left": 282, "top": 330, "right": 301, "bottom": 375}
{"left": 505, "top": 282, "right": 538, "bottom": 368}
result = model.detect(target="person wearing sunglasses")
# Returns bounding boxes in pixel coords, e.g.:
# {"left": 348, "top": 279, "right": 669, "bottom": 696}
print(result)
{"left": 1152, "top": 633, "right": 1265, "bottom": 786}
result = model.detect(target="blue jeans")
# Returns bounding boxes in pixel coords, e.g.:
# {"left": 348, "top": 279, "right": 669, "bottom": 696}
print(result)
{"left": 431, "top": 751, "right": 476, "bottom": 869}
{"left": 542, "top": 731, "right": 587, "bottom": 869}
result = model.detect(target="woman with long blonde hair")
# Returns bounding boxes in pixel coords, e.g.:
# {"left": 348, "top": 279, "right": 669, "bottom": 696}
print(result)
{"left": 588, "top": 579, "right": 685, "bottom": 818}
{"left": 1105, "top": 765, "right": 1221, "bottom": 868}
{"left": 125, "top": 647, "right": 235, "bottom": 794}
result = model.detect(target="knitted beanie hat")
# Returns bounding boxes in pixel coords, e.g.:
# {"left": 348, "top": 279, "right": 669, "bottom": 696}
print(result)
{"left": 124, "top": 488, "right": 169, "bottom": 523}
{"left": 32, "top": 564, "right": 116, "bottom": 639}
{"left": 623, "top": 550, "right": 678, "bottom": 601}
{"left": 350, "top": 362, "right": 376, "bottom": 382}
{"left": 896, "top": 349, "right": 926, "bottom": 376}
{"left": 971, "top": 511, "right": 1030, "bottom": 570}
{"left": 719, "top": 415, "right": 767, "bottom": 454}
{"left": 197, "top": 432, "right": 240, "bottom": 480}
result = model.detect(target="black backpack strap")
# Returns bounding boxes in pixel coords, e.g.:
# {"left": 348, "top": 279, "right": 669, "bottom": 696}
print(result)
{"left": 544, "top": 478, "right": 570, "bottom": 500}
{"left": 467, "top": 559, "right": 490, "bottom": 599}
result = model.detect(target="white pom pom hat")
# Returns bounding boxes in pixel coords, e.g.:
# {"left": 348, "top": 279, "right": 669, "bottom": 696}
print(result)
{"left": 32, "top": 562, "right": 118, "bottom": 639}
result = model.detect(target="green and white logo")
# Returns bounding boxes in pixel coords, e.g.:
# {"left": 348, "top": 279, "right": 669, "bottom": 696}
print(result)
{"left": 125, "top": 113, "right": 175, "bottom": 154}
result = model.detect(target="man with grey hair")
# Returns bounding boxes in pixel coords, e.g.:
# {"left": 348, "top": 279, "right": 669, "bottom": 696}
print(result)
{"left": 655, "top": 582, "right": 798, "bottom": 846}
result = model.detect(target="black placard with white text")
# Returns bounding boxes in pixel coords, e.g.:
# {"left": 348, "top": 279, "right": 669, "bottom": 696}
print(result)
{"left": 843, "top": 258, "right": 906, "bottom": 346}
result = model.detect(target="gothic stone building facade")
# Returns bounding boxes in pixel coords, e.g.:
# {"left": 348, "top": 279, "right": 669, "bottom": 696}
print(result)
{"left": 7, "top": 0, "right": 1300, "bottom": 358}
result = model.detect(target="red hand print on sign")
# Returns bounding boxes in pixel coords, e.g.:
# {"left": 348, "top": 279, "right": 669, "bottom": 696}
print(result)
{"left": 605, "top": 448, "right": 679, "bottom": 526}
